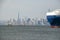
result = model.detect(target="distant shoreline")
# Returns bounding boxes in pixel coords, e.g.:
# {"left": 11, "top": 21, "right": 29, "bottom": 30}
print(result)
{"left": 0, "top": 25, "right": 50, "bottom": 28}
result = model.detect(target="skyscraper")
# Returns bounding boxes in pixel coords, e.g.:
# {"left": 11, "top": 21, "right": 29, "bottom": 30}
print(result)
{"left": 17, "top": 12, "right": 20, "bottom": 25}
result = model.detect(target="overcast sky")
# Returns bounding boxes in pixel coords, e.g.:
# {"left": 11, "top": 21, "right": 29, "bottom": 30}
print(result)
{"left": 0, "top": 0, "right": 60, "bottom": 20}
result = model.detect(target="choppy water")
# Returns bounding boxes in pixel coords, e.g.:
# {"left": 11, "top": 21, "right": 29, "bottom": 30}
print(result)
{"left": 0, "top": 25, "right": 60, "bottom": 40}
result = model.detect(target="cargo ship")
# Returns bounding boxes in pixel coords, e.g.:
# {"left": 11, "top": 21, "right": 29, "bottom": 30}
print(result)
{"left": 46, "top": 9, "right": 60, "bottom": 28}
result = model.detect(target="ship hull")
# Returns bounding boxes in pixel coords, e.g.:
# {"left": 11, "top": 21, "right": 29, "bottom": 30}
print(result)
{"left": 47, "top": 15, "right": 60, "bottom": 28}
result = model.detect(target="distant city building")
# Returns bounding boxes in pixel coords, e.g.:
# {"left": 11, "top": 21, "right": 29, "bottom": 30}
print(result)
{"left": 17, "top": 12, "right": 21, "bottom": 25}
{"left": 0, "top": 11, "right": 50, "bottom": 26}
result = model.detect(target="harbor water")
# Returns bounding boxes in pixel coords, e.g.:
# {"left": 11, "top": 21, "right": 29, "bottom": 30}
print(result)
{"left": 0, "top": 25, "right": 60, "bottom": 40}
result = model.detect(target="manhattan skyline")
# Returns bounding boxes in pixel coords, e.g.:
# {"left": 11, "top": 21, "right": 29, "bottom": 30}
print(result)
{"left": 0, "top": 0, "right": 60, "bottom": 20}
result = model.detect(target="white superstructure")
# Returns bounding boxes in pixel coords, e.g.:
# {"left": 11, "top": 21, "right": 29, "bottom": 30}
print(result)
{"left": 46, "top": 9, "right": 60, "bottom": 16}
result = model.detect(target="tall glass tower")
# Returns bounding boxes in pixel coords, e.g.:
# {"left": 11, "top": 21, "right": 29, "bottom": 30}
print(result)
{"left": 17, "top": 12, "right": 20, "bottom": 24}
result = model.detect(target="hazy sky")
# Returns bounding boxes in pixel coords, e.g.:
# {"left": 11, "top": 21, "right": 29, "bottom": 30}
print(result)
{"left": 0, "top": 0, "right": 60, "bottom": 20}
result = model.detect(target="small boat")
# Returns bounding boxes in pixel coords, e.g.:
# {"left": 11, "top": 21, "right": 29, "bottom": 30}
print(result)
{"left": 46, "top": 9, "right": 60, "bottom": 28}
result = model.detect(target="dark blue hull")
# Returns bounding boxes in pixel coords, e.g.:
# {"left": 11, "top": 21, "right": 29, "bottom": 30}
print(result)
{"left": 47, "top": 15, "right": 60, "bottom": 26}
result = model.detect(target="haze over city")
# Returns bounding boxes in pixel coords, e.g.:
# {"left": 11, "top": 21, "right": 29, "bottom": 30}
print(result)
{"left": 0, "top": 0, "right": 60, "bottom": 20}
{"left": 0, "top": 0, "right": 60, "bottom": 40}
